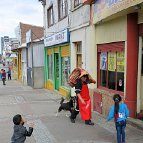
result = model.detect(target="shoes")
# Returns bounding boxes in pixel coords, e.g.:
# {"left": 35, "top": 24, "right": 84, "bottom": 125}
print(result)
{"left": 85, "top": 120, "right": 94, "bottom": 125}
{"left": 70, "top": 118, "right": 75, "bottom": 123}
{"left": 69, "top": 116, "right": 75, "bottom": 123}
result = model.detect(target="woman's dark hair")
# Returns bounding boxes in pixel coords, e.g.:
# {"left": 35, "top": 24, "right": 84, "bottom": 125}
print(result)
{"left": 113, "top": 94, "right": 122, "bottom": 114}
{"left": 13, "top": 114, "right": 22, "bottom": 125}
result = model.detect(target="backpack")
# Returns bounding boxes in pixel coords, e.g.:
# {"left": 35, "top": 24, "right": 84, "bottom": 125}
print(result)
{"left": 68, "top": 67, "right": 96, "bottom": 87}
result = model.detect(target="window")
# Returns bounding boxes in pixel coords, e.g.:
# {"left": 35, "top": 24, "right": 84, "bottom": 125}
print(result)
{"left": 76, "top": 42, "right": 82, "bottom": 67}
{"left": 74, "top": 0, "right": 81, "bottom": 7}
{"left": 58, "top": 0, "right": 68, "bottom": 20}
{"left": 61, "top": 57, "right": 70, "bottom": 87}
{"left": 98, "top": 43, "right": 124, "bottom": 92}
{"left": 48, "top": 55, "right": 53, "bottom": 80}
{"left": 47, "top": 5, "right": 54, "bottom": 27}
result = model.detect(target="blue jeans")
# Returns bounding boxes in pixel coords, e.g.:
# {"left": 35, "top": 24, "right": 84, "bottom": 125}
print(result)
{"left": 115, "top": 120, "right": 126, "bottom": 143}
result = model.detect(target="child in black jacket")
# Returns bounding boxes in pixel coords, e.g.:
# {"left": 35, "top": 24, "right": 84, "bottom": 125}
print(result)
{"left": 11, "top": 114, "right": 34, "bottom": 143}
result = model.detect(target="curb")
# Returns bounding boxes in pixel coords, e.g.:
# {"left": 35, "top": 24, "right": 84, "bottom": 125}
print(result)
{"left": 127, "top": 117, "right": 143, "bottom": 131}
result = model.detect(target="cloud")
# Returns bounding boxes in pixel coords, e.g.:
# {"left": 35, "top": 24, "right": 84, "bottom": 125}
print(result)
{"left": 0, "top": 0, "right": 43, "bottom": 38}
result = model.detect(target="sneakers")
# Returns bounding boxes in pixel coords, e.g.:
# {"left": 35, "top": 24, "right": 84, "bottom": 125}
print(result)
{"left": 85, "top": 120, "right": 94, "bottom": 125}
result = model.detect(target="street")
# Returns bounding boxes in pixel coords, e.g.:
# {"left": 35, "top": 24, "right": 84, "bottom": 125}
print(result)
{"left": 0, "top": 80, "right": 143, "bottom": 143}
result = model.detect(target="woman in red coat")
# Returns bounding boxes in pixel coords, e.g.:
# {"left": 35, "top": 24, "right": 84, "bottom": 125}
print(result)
{"left": 70, "top": 73, "right": 94, "bottom": 125}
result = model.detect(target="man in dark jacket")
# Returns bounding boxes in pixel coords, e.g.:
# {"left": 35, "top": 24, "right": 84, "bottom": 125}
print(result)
{"left": 11, "top": 114, "right": 34, "bottom": 143}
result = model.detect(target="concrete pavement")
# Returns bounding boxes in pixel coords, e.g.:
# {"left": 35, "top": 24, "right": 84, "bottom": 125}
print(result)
{"left": 0, "top": 80, "right": 143, "bottom": 143}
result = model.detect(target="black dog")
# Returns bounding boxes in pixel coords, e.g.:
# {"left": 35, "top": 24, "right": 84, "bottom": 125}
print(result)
{"left": 58, "top": 96, "right": 77, "bottom": 113}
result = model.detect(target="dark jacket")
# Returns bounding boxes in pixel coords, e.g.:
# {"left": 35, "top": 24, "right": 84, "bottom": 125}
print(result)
{"left": 11, "top": 125, "right": 33, "bottom": 143}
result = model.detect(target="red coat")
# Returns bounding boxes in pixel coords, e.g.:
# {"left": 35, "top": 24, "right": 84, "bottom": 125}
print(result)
{"left": 78, "top": 83, "right": 91, "bottom": 120}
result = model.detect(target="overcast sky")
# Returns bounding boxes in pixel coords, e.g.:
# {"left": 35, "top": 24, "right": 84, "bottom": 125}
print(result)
{"left": 0, "top": 0, "right": 43, "bottom": 38}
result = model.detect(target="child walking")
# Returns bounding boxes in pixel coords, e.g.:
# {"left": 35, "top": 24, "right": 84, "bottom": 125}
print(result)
{"left": 107, "top": 94, "right": 129, "bottom": 143}
{"left": 11, "top": 114, "right": 34, "bottom": 143}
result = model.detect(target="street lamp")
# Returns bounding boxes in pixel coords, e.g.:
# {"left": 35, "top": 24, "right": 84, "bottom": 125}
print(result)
{"left": 38, "top": 0, "right": 46, "bottom": 6}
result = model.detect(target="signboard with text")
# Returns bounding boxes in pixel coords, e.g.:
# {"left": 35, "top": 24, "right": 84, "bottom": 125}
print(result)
{"left": 44, "top": 29, "right": 70, "bottom": 47}
{"left": 117, "top": 52, "right": 124, "bottom": 72}
{"left": 108, "top": 52, "right": 116, "bottom": 72}
{"left": 93, "top": 0, "right": 143, "bottom": 24}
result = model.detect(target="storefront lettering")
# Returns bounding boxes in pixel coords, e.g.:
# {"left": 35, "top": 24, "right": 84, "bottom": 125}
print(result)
{"left": 108, "top": 0, "right": 123, "bottom": 7}
{"left": 44, "top": 29, "right": 69, "bottom": 47}
{"left": 55, "top": 32, "right": 64, "bottom": 41}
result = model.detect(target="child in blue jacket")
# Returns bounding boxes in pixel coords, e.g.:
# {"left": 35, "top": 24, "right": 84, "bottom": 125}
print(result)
{"left": 107, "top": 94, "right": 129, "bottom": 143}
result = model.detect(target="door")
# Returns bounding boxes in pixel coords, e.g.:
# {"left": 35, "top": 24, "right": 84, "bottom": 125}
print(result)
{"left": 54, "top": 53, "right": 59, "bottom": 90}
{"left": 137, "top": 37, "right": 143, "bottom": 115}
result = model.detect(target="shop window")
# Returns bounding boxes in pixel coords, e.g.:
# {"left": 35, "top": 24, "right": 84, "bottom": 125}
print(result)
{"left": 76, "top": 42, "right": 82, "bottom": 67}
{"left": 48, "top": 55, "right": 53, "bottom": 80}
{"left": 74, "top": 0, "right": 81, "bottom": 7}
{"left": 61, "top": 57, "right": 70, "bottom": 87}
{"left": 99, "top": 51, "right": 124, "bottom": 92}
{"left": 47, "top": 5, "right": 54, "bottom": 27}
{"left": 58, "top": 0, "right": 68, "bottom": 20}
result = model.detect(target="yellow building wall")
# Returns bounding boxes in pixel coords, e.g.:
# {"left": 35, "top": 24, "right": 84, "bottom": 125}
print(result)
{"left": 46, "top": 80, "right": 54, "bottom": 90}
{"left": 12, "top": 58, "right": 18, "bottom": 80}
{"left": 59, "top": 86, "right": 70, "bottom": 97}
{"left": 138, "top": 10, "right": 143, "bottom": 24}
{"left": 95, "top": 16, "right": 127, "bottom": 44}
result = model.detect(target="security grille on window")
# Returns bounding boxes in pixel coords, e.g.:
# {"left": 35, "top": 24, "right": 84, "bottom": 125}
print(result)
{"left": 58, "top": 0, "right": 67, "bottom": 20}
{"left": 47, "top": 5, "right": 54, "bottom": 27}
{"left": 74, "top": 0, "right": 81, "bottom": 7}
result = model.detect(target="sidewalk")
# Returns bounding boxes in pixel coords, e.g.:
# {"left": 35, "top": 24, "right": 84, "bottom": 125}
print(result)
{"left": 0, "top": 80, "right": 142, "bottom": 143}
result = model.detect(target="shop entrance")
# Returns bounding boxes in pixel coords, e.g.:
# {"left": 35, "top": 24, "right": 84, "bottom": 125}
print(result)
{"left": 137, "top": 37, "right": 143, "bottom": 118}
{"left": 54, "top": 53, "right": 59, "bottom": 90}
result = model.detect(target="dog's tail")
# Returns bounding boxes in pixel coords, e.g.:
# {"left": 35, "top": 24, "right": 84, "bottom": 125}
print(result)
{"left": 60, "top": 97, "right": 65, "bottom": 104}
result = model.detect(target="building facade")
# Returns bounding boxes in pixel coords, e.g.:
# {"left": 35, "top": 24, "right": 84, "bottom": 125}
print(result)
{"left": 42, "top": 0, "right": 71, "bottom": 97}
{"left": 90, "top": 0, "right": 143, "bottom": 118}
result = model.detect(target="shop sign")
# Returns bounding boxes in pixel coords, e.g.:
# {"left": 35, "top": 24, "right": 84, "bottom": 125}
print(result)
{"left": 108, "top": 52, "right": 116, "bottom": 71}
{"left": 44, "top": 29, "right": 70, "bottom": 47}
{"left": 93, "top": 0, "right": 143, "bottom": 23}
{"left": 117, "top": 52, "right": 124, "bottom": 72}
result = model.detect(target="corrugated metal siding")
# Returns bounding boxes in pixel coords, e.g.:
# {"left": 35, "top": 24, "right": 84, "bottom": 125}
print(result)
{"left": 21, "top": 48, "right": 27, "bottom": 62}
{"left": 33, "top": 43, "right": 44, "bottom": 67}
{"left": 61, "top": 45, "right": 69, "bottom": 57}
{"left": 28, "top": 46, "right": 32, "bottom": 68}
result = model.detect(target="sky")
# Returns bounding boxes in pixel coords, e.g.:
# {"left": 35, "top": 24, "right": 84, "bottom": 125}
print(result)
{"left": 0, "top": 0, "right": 43, "bottom": 38}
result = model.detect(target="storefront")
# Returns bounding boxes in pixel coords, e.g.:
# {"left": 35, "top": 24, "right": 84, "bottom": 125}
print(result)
{"left": 92, "top": 0, "right": 143, "bottom": 118}
{"left": 44, "top": 29, "right": 70, "bottom": 97}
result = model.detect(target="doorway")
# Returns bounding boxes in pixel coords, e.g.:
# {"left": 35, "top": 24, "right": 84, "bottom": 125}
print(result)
{"left": 54, "top": 53, "right": 59, "bottom": 90}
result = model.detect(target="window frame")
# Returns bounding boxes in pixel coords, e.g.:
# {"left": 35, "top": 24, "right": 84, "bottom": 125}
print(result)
{"left": 74, "top": 0, "right": 81, "bottom": 8}
{"left": 47, "top": 5, "right": 54, "bottom": 27}
{"left": 61, "top": 56, "right": 70, "bottom": 87}
{"left": 76, "top": 42, "right": 82, "bottom": 68}
{"left": 48, "top": 54, "right": 53, "bottom": 80}
{"left": 58, "top": 0, "right": 68, "bottom": 21}
{"left": 97, "top": 42, "right": 125, "bottom": 95}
